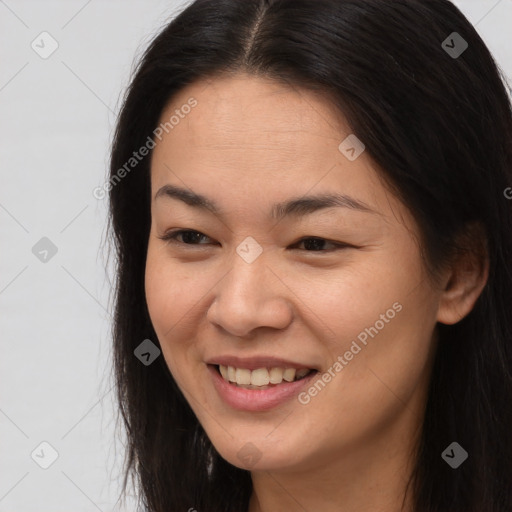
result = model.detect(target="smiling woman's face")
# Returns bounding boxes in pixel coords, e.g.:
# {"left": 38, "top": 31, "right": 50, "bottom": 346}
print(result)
{"left": 145, "top": 73, "right": 445, "bottom": 473}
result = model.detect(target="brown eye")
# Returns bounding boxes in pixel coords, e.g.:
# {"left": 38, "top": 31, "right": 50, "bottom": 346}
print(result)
{"left": 290, "top": 237, "right": 351, "bottom": 252}
{"left": 158, "top": 229, "right": 214, "bottom": 245}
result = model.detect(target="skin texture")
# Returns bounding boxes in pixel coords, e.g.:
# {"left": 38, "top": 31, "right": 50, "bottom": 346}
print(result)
{"left": 145, "top": 73, "right": 489, "bottom": 512}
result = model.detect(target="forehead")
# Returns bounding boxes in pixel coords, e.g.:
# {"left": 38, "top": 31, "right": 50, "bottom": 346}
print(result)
{"left": 160, "top": 72, "right": 343, "bottom": 132}
{"left": 153, "top": 72, "right": 349, "bottom": 166}
{"left": 149, "top": 73, "right": 411, "bottom": 231}
{"left": 153, "top": 74, "right": 358, "bottom": 178}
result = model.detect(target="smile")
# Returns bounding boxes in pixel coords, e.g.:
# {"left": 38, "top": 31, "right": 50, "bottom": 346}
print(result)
{"left": 217, "top": 365, "right": 314, "bottom": 389}
{"left": 207, "top": 364, "right": 319, "bottom": 411}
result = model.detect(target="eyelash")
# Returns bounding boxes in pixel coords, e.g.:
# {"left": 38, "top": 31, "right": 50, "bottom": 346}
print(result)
{"left": 157, "top": 229, "right": 351, "bottom": 253}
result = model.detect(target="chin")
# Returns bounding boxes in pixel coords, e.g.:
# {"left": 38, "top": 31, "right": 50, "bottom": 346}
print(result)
{"left": 208, "top": 431, "right": 310, "bottom": 472}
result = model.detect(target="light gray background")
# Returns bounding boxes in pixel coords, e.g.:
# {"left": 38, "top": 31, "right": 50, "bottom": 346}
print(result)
{"left": 0, "top": 1, "right": 511, "bottom": 511}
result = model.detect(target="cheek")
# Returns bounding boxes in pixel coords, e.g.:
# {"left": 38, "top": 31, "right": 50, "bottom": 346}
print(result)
{"left": 144, "top": 245, "right": 199, "bottom": 368}
{"left": 310, "top": 243, "right": 437, "bottom": 398}
{"left": 145, "top": 242, "right": 197, "bottom": 329}
{"left": 304, "top": 252, "right": 422, "bottom": 353}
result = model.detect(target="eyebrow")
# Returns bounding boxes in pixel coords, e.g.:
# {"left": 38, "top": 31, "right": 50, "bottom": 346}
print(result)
{"left": 154, "top": 184, "right": 381, "bottom": 220}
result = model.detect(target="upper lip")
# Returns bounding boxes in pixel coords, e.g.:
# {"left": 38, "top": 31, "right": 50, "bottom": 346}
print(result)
{"left": 205, "top": 355, "right": 317, "bottom": 371}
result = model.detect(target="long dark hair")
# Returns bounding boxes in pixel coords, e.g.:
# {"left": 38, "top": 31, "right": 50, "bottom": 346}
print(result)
{"left": 107, "top": 1, "right": 512, "bottom": 510}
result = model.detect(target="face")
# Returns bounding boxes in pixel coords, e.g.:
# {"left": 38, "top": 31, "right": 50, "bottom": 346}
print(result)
{"left": 145, "top": 73, "right": 442, "bottom": 473}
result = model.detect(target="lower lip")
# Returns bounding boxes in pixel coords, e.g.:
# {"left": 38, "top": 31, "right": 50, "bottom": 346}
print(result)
{"left": 207, "top": 364, "right": 318, "bottom": 412}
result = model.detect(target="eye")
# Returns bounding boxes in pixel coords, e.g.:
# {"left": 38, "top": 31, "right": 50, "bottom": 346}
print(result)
{"left": 289, "top": 237, "right": 349, "bottom": 252}
{"left": 158, "top": 230, "right": 351, "bottom": 252}
{"left": 157, "top": 229, "right": 215, "bottom": 246}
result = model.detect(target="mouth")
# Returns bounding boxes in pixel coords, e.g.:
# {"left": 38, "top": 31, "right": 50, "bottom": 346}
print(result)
{"left": 207, "top": 362, "right": 319, "bottom": 411}
{"left": 212, "top": 364, "right": 317, "bottom": 390}
{"left": 205, "top": 355, "right": 321, "bottom": 411}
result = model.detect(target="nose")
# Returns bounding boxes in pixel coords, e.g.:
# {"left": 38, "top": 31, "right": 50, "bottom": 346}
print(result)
{"left": 206, "top": 252, "right": 293, "bottom": 338}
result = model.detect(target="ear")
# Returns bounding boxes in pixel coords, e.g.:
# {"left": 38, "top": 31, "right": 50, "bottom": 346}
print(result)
{"left": 436, "top": 222, "right": 490, "bottom": 325}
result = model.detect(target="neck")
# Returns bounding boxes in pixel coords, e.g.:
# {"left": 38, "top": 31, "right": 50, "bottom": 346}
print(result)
{"left": 247, "top": 409, "right": 421, "bottom": 512}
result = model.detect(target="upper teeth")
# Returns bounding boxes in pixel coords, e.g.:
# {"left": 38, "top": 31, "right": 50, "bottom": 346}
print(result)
{"left": 219, "top": 365, "right": 311, "bottom": 386}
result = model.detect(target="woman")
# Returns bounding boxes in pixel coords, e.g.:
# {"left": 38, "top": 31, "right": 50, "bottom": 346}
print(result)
{"left": 108, "top": 1, "right": 512, "bottom": 510}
